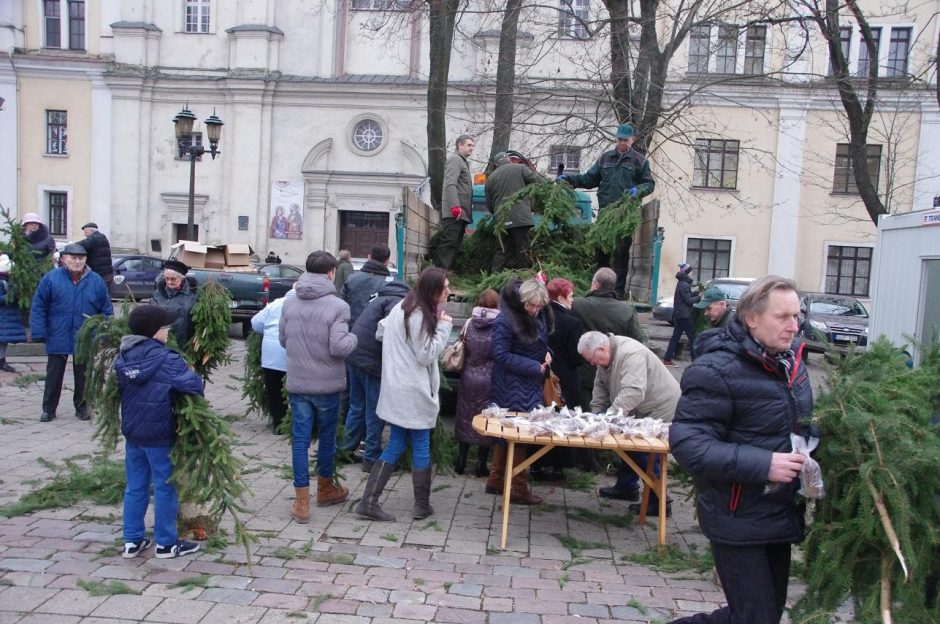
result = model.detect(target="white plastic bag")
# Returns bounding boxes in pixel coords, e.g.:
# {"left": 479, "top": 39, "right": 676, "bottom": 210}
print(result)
{"left": 791, "top": 433, "right": 825, "bottom": 499}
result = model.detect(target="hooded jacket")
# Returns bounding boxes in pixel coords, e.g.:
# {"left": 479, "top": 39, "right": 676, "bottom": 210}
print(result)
{"left": 279, "top": 272, "right": 357, "bottom": 395}
{"left": 30, "top": 266, "right": 113, "bottom": 354}
{"left": 672, "top": 270, "right": 700, "bottom": 320}
{"left": 669, "top": 318, "right": 813, "bottom": 546}
{"left": 341, "top": 259, "right": 393, "bottom": 324}
{"left": 25, "top": 223, "right": 56, "bottom": 260}
{"left": 114, "top": 335, "right": 204, "bottom": 447}
{"left": 490, "top": 282, "right": 552, "bottom": 411}
{"left": 346, "top": 280, "right": 410, "bottom": 378}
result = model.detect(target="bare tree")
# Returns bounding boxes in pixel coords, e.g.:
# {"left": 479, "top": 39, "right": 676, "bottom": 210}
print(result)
{"left": 488, "top": 0, "right": 524, "bottom": 169}
{"left": 427, "top": 0, "right": 463, "bottom": 211}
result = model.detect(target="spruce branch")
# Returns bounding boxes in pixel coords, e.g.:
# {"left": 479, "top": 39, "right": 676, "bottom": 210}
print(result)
{"left": 0, "top": 205, "right": 55, "bottom": 314}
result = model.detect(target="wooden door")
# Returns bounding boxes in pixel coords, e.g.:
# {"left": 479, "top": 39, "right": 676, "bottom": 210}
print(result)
{"left": 339, "top": 211, "right": 389, "bottom": 257}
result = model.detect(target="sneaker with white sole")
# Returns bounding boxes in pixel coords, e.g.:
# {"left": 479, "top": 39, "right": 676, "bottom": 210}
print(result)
{"left": 154, "top": 539, "right": 200, "bottom": 559}
{"left": 122, "top": 538, "right": 152, "bottom": 559}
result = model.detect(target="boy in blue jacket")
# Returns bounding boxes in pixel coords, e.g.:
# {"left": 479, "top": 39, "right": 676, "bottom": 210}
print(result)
{"left": 115, "top": 305, "right": 204, "bottom": 559}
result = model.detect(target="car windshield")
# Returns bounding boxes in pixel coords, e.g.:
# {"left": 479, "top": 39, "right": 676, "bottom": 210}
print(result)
{"left": 711, "top": 281, "right": 751, "bottom": 300}
{"left": 810, "top": 297, "right": 868, "bottom": 317}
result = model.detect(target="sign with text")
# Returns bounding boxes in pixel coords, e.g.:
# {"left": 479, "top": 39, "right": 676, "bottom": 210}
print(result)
{"left": 921, "top": 210, "right": 940, "bottom": 227}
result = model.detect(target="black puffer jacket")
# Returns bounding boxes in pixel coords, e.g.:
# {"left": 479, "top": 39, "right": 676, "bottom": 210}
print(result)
{"left": 346, "top": 280, "right": 410, "bottom": 378}
{"left": 25, "top": 224, "right": 56, "bottom": 260}
{"left": 672, "top": 270, "right": 700, "bottom": 320}
{"left": 151, "top": 277, "right": 197, "bottom": 345}
{"left": 78, "top": 230, "right": 113, "bottom": 277}
{"left": 669, "top": 317, "right": 813, "bottom": 546}
{"left": 341, "top": 259, "right": 392, "bottom": 324}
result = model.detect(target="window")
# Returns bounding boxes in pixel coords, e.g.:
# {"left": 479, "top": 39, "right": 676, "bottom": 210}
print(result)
{"left": 352, "top": 119, "right": 383, "bottom": 152}
{"left": 829, "top": 26, "right": 851, "bottom": 75}
{"left": 832, "top": 143, "right": 881, "bottom": 194}
{"left": 549, "top": 145, "right": 581, "bottom": 174}
{"left": 47, "top": 192, "right": 68, "bottom": 236}
{"left": 743, "top": 25, "right": 766, "bottom": 74}
{"left": 68, "top": 1, "right": 85, "bottom": 50}
{"left": 692, "top": 139, "right": 739, "bottom": 189}
{"left": 715, "top": 25, "right": 738, "bottom": 74}
{"left": 685, "top": 238, "right": 732, "bottom": 283}
{"left": 46, "top": 110, "right": 68, "bottom": 155}
{"left": 688, "top": 24, "right": 711, "bottom": 73}
{"left": 825, "top": 245, "right": 871, "bottom": 296}
{"left": 184, "top": 0, "right": 211, "bottom": 33}
{"left": 856, "top": 26, "right": 881, "bottom": 77}
{"left": 351, "top": 0, "right": 410, "bottom": 9}
{"left": 886, "top": 27, "right": 911, "bottom": 77}
{"left": 44, "top": 0, "right": 61, "bottom": 48}
{"left": 44, "top": 0, "right": 84, "bottom": 49}
{"left": 558, "top": 0, "right": 590, "bottom": 39}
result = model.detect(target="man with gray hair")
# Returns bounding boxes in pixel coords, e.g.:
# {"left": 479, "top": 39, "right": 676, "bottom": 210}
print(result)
{"left": 434, "top": 134, "right": 475, "bottom": 270}
{"left": 578, "top": 331, "right": 679, "bottom": 515}
{"left": 485, "top": 153, "right": 543, "bottom": 271}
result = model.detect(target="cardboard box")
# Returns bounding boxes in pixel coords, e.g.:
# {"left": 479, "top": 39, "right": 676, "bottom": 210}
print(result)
{"left": 224, "top": 244, "right": 252, "bottom": 266}
{"left": 170, "top": 241, "right": 208, "bottom": 269}
{"left": 204, "top": 247, "right": 226, "bottom": 269}
{"left": 222, "top": 264, "right": 258, "bottom": 273}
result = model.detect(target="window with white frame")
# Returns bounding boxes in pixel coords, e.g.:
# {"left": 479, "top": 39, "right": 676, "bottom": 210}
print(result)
{"left": 47, "top": 192, "right": 68, "bottom": 236}
{"left": 558, "top": 0, "right": 590, "bottom": 39}
{"left": 685, "top": 237, "right": 732, "bottom": 283}
{"left": 46, "top": 110, "right": 68, "bottom": 155}
{"left": 184, "top": 0, "right": 211, "bottom": 33}
{"left": 829, "top": 26, "right": 852, "bottom": 75}
{"left": 44, "top": 0, "right": 85, "bottom": 50}
{"left": 885, "top": 27, "right": 911, "bottom": 77}
{"left": 856, "top": 26, "right": 881, "bottom": 77}
{"left": 825, "top": 245, "right": 871, "bottom": 296}
{"left": 715, "top": 25, "right": 737, "bottom": 74}
{"left": 692, "top": 138, "right": 739, "bottom": 189}
{"left": 832, "top": 143, "right": 881, "bottom": 194}
{"left": 351, "top": 0, "right": 410, "bottom": 9}
{"left": 688, "top": 24, "right": 711, "bottom": 73}
{"left": 549, "top": 145, "right": 581, "bottom": 174}
{"left": 831, "top": 25, "right": 913, "bottom": 78}
{"left": 743, "top": 25, "right": 766, "bottom": 74}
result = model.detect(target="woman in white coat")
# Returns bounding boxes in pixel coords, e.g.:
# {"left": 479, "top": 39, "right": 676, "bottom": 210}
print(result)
{"left": 356, "top": 268, "right": 452, "bottom": 521}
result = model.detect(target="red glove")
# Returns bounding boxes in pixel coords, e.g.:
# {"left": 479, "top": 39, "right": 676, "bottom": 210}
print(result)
{"left": 450, "top": 206, "right": 462, "bottom": 218}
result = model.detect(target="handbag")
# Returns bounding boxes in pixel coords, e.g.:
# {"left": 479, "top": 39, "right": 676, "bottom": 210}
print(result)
{"left": 543, "top": 368, "right": 564, "bottom": 407}
{"left": 441, "top": 322, "right": 468, "bottom": 373}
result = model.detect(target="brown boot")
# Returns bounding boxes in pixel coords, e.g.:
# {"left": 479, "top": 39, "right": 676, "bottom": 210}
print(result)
{"left": 510, "top": 448, "right": 543, "bottom": 506}
{"left": 316, "top": 476, "right": 349, "bottom": 507}
{"left": 485, "top": 444, "right": 507, "bottom": 494}
{"left": 291, "top": 486, "right": 310, "bottom": 524}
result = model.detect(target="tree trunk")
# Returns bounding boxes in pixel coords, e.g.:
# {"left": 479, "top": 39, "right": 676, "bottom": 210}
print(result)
{"left": 605, "top": 0, "right": 633, "bottom": 124}
{"left": 427, "top": 0, "right": 461, "bottom": 212}
{"left": 488, "top": 0, "right": 523, "bottom": 172}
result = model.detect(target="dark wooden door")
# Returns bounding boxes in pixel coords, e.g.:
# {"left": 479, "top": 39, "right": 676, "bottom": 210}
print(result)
{"left": 339, "top": 211, "right": 389, "bottom": 257}
{"left": 174, "top": 223, "right": 199, "bottom": 243}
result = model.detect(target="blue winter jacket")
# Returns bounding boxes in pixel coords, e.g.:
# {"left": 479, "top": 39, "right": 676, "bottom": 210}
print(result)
{"left": 115, "top": 335, "right": 204, "bottom": 447}
{"left": 0, "top": 278, "right": 28, "bottom": 343}
{"left": 490, "top": 306, "right": 550, "bottom": 412}
{"left": 669, "top": 318, "right": 813, "bottom": 546}
{"left": 30, "top": 267, "right": 113, "bottom": 354}
{"left": 346, "top": 280, "right": 410, "bottom": 378}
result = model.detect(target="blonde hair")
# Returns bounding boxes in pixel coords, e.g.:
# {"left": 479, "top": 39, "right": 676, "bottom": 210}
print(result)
{"left": 518, "top": 278, "right": 549, "bottom": 307}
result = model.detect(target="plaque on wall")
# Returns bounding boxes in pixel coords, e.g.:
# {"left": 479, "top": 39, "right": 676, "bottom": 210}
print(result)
{"left": 238, "top": 216, "right": 249, "bottom": 231}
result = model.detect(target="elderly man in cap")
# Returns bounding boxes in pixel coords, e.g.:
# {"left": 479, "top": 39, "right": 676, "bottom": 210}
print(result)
{"left": 30, "top": 243, "right": 113, "bottom": 422}
{"left": 578, "top": 330, "right": 679, "bottom": 516}
{"left": 485, "top": 152, "right": 544, "bottom": 271}
{"left": 151, "top": 260, "right": 197, "bottom": 345}
{"left": 696, "top": 286, "right": 732, "bottom": 329}
{"left": 77, "top": 222, "right": 113, "bottom": 287}
{"left": 560, "top": 123, "right": 655, "bottom": 296}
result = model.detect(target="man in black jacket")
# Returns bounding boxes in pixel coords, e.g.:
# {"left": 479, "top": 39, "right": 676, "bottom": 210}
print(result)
{"left": 663, "top": 262, "right": 700, "bottom": 365}
{"left": 669, "top": 276, "right": 812, "bottom": 624}
{"left": 78, "top": 223, "right": 114, "bottom": 287}
{"left": 340, "top": 244, "right": 393, "bottom": 325}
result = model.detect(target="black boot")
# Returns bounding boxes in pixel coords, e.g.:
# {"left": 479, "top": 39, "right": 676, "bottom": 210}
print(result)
{"left": 0, "top": 359, "right": 15, "bottom": 373}
{"left": 412, "top": 467, "right": 434, "bottom": 519}
{"left": 475, "top": 447, "right": 490, "bottom": 478}
{"left": 454, "top": 442, "right": 469, "bottom": 475}
{"left": 355, "top": 460, "right": 395, "bottom": 521}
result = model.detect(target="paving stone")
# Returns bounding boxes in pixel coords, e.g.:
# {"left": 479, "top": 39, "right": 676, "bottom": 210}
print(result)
{"left": 570, "top": 603, "right": 611, "bottom": 617}
{"left": 15, "top": 615, "right": 81, "bottom": 624}
{"left": 543, "top": 616, "right": 600, "bottom": 624}
{"left": 482, "top": 597, "right": 513, "bottom": 612}
{"left": 316, "top": 599, "right": 359, "bottom": 615}
{"left": 200, "top": 602, "right": 267, "bottom": 624}
{"left": 344, "top": 586, "right": 389, "bottom": 602}
{"left": 257, "top": 609, "right": 322, "bottom": 624}
{"left": 0, "top": 586, "right": 59, "bottom": 611}
{"left": 247, "top": 577, "right": 302, "bottom": 594}
{"left": 433, "top": 606, "right": 487, "bottom": 624}
{"left": 33, "top": 588, "right": 107, "bottom": 616}
{"left": 251, "top": 592, "right": 310, "bottom": 610}
{"left": 490, "top": 613, "right": 540, "bottom": 624}
{"left": 315, "top": 615, "right": 371, "bottom": 624}
{"left": 392, "top": 602, "right": 437, "bottom": 620}
{"left": 513, "top": 598, "right": 569, "bottom": 615}
{"left": 198, "top": 587, "right": 259, "bottom": 605}
{"left": 447, "top": 583, "right": 482, "bottom": 597}
{"left": 144, "top": 597, "right": 214, "bottom": 623}
{"left": 0, "top": 559, "right": 53, "bottom": 573}
{"left": 89, "top": 594, "right": 162, "bottom": 620}
{"left": 0, "top": 571, "right": 57, "bottom": 587}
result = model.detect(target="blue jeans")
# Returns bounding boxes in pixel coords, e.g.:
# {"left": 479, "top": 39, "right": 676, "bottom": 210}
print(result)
{"left": 289, "top": 392, "right": 340, "bottom": 487}
{"left": 614, "top": 453, "right": 662, "bottom": 505}
{"left": 123, "top": 441, "right": 178, "bottom": 547}
{"left": 341, "top": 365, "right": 384, "bottom": 463}
{"left": 665, "top": 317, "right": 696, "bottom": 360}
{"left": 379, "top": 425, "right": 431, "bottom": 470}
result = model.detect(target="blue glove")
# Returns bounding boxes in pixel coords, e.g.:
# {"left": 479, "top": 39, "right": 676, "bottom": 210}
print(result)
{"left": 628, "top": 187, "right": 638, "bottom": 197}
{"left": 556, "top": 174, "right": 569, "bottom": 182}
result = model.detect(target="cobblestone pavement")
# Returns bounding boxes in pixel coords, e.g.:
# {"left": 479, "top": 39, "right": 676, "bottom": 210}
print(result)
{"left": 0, "top": 317, "right": 820, "bottom": 624}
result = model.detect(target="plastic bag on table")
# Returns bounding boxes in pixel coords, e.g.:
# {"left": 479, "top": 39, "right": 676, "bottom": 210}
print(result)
{"left": 482, "top": 404, "right": 508, "bottom": 419}
{"left": 791, "top": 433, "right": 825, "bottom": 499}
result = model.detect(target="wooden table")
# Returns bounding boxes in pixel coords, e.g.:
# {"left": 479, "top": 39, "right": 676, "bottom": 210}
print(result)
{"left": 473, "top": 413, "right": 671, "bottom": 550}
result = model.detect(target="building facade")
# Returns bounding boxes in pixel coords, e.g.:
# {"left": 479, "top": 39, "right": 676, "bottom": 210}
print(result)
{"left": 2, "top": 0, "right": 937, "bottom": 303}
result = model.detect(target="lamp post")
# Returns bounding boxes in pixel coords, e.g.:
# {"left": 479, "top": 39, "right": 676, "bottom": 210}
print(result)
{"left": 173, "top": 106, "right": 223, "bottom": 241}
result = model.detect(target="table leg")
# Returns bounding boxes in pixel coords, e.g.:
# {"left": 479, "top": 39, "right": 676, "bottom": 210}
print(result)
{"left": 500, "top": 442, "right": 516, "bottom": 550}
{"left": 657, "top": 452, "right": 668, "bottom": 550}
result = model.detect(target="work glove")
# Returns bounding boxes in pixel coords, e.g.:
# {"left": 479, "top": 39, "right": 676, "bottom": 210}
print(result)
{"left": 628, "top": 187, "right": 638, "bottom": 197}
{"left": 450, "top": 206, "right": 462, "bottom": 218}
{"left": 556, "top": 174, "right": 569, "bottom": 182}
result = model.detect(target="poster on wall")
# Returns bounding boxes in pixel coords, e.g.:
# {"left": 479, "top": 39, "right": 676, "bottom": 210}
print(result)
{"left": 269, "top": 180, "right": 304, "bottom": 240}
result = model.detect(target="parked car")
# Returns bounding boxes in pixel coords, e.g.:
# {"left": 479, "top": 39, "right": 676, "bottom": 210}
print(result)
{"left": 653, "top": 276, "right": 756, "bottom": 325}
{"left": 257, "top": 263, "right": 303, "bottom": 300}
{"left": 110, "top": 255, "right": 165, "bottom": 300}
{"left": 799, "top": 292, "right": 869, "bottom": 354}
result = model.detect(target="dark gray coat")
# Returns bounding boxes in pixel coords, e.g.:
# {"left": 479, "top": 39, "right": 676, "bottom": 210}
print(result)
{"left": 485, "top": 162, "right": 542, "bottom": 229}
{"left": 151, "top": 277, "right": 197, "bottom": 345}
{"left": 341, "top": 259, "right": 392, "bottom": 325}
{"left": 673, "top": 271, "right": 700, "bottom": 320}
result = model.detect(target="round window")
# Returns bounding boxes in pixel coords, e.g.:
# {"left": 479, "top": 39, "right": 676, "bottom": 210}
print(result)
{"left": 352, "top": 119, "right": 383, "bottom": 152}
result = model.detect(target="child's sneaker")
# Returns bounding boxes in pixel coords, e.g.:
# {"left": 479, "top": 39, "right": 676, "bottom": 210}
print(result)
{"left": 155, "top": 539, "right": 200, "bottom": 559}
{"left": 122, "top": 538, "right": 152, "bottom": 559}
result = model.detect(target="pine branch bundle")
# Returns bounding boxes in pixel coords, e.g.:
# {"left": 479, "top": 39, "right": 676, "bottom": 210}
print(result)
{"left": 186, "top": 279, "right": 232, "bottom": 381}
{"left": 490, "top": 180, "right": 578, "bottom": 250}
{"left": 794, "top": 339, "right": 940, "bottom": 623}
{"left": 0, "top": 206, "right": 54, "bottom": 314}
{"left": 585, "top": 195, "right": 641, "bottom": 254}
{"left": 451, "top": 261, "right": 592, "bottom": 306}
{"left": 241, "top": 332, "right": 268, "bottom": 418}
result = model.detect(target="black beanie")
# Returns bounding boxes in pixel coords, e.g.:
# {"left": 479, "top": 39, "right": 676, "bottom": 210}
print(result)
{"left": 128, "top": 305, "right": 178, "bottom": 338}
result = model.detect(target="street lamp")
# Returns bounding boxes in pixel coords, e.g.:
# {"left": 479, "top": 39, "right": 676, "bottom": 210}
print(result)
{"left": 173, "top": 106, "right": 224, "bottom": 241}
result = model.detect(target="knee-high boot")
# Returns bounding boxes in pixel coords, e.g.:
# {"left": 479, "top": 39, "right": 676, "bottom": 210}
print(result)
{"left": 475, "top": 446, "right": 490, "bottom": 478}
{"left": 453, "top": 442, "right": 469, "bottom": 475}
{"left": 355, "top": 460, "right": 395, "bottom": 521}
{"left": 485, "top": 444, "right": 507, "bottom": 494}
{"left": 510, "top": 447, "right": 543, "bottom": 506}
{"left": 412, "top": 468, "right": 434, "bottom": 519}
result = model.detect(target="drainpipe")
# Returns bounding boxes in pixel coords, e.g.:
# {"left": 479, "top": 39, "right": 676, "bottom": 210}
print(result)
{"left": 395, "top": 210, "right": 405, "bottom": 281}
{"left": 650, "top": 226, "right": 664, "bottom": 307}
